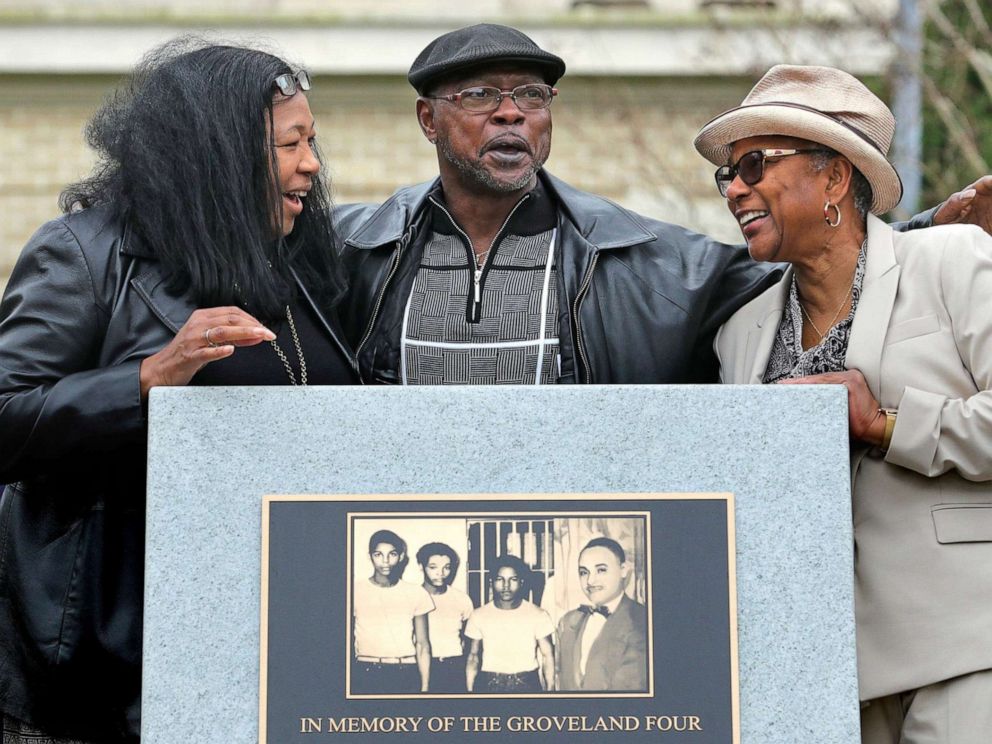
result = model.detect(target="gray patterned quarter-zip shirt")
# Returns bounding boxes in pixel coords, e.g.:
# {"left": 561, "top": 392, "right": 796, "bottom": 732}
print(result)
{"left": 400, "top": 184, "right": 560, "bottom": 385}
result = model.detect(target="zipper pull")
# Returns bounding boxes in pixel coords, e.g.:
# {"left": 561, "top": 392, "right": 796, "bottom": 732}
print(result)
{"left": 473, "top": 267, "right": 483, "bottom": 321}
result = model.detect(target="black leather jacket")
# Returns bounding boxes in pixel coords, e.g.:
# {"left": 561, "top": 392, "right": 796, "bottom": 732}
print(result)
{"left": 337, "top": 172, "right": 935, "bottom": 385}
{"left": 0, "top": 207, "right": 351, "bottom": 739}
{"left": 337, "top": 171, "right": 780, "bottom": 384}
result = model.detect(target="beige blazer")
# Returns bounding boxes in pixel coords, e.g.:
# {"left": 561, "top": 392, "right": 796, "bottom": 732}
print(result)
{"left": 715, "top": 215, "right": 992, "bottom": 700}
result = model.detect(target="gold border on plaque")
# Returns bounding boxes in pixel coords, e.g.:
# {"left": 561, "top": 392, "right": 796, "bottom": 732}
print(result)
{"left": 259, "top": 492, "right": 739, "bottom": 744}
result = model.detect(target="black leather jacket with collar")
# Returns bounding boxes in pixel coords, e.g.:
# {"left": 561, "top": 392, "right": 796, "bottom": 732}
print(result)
{"left": 336, "top": 170, "right": 780, "bottom": 384}
{"left": 0, "top": 206, "right": 351, "bottom": 739}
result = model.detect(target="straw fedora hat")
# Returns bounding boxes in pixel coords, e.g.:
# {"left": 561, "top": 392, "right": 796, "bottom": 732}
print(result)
{"left": 694, "top": 64, "right": 903, "bottom": 214}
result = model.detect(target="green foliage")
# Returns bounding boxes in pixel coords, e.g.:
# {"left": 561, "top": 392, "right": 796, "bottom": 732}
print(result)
{"left": 922, "top": 0, "right": 992, "bottom": 206}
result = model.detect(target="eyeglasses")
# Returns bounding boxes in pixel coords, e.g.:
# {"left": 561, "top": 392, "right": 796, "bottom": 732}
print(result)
{"left": 273, "top": 70, "right": 311, "bottom": 97}
{"left": 714, "top": 148, "right": 829, "bottom": 197}
{"left": 425, "top": 84, "right": 557, "bottom": 113}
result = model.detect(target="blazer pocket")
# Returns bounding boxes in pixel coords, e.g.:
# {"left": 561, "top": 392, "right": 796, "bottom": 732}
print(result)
{"left": 886, "top": 314, "right": 940, "bottom": 345}
{"left": 931, "top": 503, "right": 992, "bottom": 544}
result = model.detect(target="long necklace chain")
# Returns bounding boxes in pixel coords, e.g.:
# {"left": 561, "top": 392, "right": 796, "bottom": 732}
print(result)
{"left": 269, "top": 306, "right": 307, "bottom": 386}
{"left": 799, "top": 286, "right": 851, "bottom": 342}
{"left": 799, "top": 245, "right": 862, "bottom": 342}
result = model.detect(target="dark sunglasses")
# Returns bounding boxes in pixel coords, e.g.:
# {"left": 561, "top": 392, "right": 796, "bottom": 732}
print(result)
{"left": 273, "top": 70, "right": 311, "bottom": 97}
{"left": 424, "top": 84, "right": 557, "bottom": 113}
{"left": 714, "top": 148, "right": 829, "bottom": 197}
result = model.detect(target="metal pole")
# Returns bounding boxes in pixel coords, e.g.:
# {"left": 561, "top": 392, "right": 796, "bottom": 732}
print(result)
{"left": 891, "top": 0, "right": 924, "bottom": 218}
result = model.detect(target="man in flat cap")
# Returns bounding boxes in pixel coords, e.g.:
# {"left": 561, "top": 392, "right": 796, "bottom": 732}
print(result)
{"left": 335, "top": 24, "right": 992, "bottom": 385}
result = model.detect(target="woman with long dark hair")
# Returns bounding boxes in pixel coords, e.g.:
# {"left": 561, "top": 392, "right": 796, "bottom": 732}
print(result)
{"left": 0, "top": 39, "right": 354, "bottom": 742}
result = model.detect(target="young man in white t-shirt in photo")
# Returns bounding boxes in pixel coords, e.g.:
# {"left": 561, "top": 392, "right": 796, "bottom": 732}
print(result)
{"left": 465, "top": 555, "right": 554, "bottom": 693}
{"left": 352, "top": 529, "right": 434, "bottom": 693}
{"left": 417, "top": 541, "right": 476, "bottom": 693}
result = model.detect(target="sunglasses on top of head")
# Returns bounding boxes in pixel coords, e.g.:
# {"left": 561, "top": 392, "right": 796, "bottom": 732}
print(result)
{"left": 714, "top": 147, "right": 831, "bottom": 197}
{"left": 273, "top": 70, "right": 311, "bottom": 97}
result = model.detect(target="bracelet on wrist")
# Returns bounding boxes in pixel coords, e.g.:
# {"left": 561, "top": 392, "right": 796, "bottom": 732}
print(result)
{"left": 879, "top": 408, "right": 897, "bottom": 452}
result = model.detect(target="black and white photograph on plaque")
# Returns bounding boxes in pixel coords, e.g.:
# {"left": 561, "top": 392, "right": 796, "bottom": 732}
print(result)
{"left": 348, "top": 515, "right": 650, "bottom": 697}
{"left": 553, "top": 519, "right": 649, "bottom": 693}
{"left": 260, "top": 493, "right": 739, "bottom": 743}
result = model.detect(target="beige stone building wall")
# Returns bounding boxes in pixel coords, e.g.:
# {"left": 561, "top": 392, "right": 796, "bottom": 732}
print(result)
{"left": 0, "top": 73, "right": 752, "bottom": 295}
{"left": 0, "top": 0, "right": 897, "bottom": 21}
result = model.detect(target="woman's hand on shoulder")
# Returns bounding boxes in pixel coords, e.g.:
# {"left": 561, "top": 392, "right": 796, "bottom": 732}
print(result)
{"left": 139, "top": 307, "right": 275, "bottom": 398}
{"left": 777, "top": 369, "right": 885, "bottom": 446}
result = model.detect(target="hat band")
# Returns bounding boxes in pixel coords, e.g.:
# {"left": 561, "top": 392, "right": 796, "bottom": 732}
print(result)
{"left": 703, "top": 100, "right": 887, "bottom": 156}
{"left": 750, "top": 101, "right": 904, "bottom": 209}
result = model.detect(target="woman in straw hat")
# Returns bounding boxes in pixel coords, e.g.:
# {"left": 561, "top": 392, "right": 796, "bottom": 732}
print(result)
{"left": 696, "top": 65, "right": 992, "bottom": 743}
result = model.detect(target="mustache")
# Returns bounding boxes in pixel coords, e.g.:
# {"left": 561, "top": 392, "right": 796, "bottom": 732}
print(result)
{"left": 479, "top": 134, "right": 532, "bottom": 157}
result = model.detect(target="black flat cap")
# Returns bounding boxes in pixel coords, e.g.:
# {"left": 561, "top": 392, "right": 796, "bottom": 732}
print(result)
{"left": 408, "top": 23, "right": 566, "bottom": 94}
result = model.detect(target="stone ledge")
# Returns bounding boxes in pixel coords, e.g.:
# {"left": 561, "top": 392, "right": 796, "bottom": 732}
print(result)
{"left": 0, "top": 21, "right": 893, "bottom": 75}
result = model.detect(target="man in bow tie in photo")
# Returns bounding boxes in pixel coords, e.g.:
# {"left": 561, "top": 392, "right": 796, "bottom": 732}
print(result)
{"left": 556, "top": 538, "right": 648, "bottom": 692}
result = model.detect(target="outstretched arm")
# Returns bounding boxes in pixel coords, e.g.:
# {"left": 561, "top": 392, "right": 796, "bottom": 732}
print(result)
{"left": 537, "top": 634, "right": 555, "bottom": 691}
{"left": 465, "top": 639, "right": 482, "bottom": 692}
{"left": 932, "top": 175, "right": 992, "bottom": 234}
{"left": 890, "top": 176, "right": 992, "bottom": 235}
{"left": 413, "top": 613, "right": 431, "bottom": 693}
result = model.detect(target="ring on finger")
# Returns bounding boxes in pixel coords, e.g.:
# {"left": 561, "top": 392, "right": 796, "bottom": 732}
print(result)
{"left": 204, "top": 327, "right": 219, "bottom": 348}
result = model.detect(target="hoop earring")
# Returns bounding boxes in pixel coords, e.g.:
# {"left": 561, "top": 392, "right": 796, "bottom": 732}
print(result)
{"left": 824, "top": 201, "right": 842, "bottom": 228}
